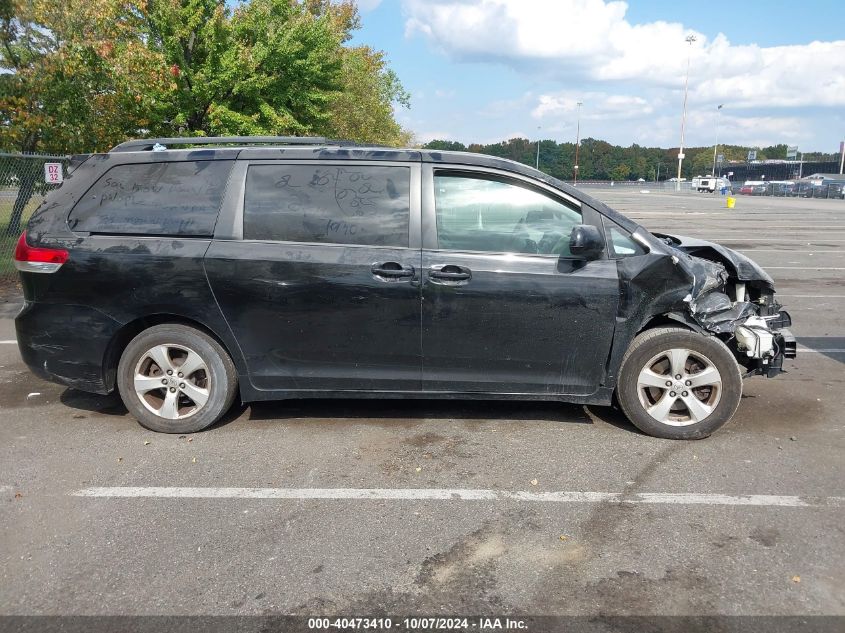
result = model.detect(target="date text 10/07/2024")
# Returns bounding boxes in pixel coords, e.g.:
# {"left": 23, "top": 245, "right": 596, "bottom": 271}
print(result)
{"left": 307, "top": 617, "right": 529, "bottom": 630}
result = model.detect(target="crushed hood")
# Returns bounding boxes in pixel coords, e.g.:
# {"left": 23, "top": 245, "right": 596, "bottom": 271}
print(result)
{"left": 653, "top": 232, "right": 775, "bottom": 287}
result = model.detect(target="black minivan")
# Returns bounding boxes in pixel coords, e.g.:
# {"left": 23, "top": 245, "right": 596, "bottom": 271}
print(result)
{"left": 14, "top": 137, "right": 795, "bottom": 439}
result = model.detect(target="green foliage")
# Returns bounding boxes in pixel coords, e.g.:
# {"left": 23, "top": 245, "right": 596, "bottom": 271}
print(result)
{"left": 327, "top": 45, "right": 411, "bottom": 146}
{"left": 144, "top": 0, "right": 410, "bottom": 143}
{"left": 0, "top": 0, "right": 168, "bottom": 153}
{"left": 0, "top": 0, "right": 411, "bottom": 153}
{"left": 424, "top": 140, "right": 468, "bottom": 152}
{"left": 422, "top": 138, "right": 838, "bottom": 181}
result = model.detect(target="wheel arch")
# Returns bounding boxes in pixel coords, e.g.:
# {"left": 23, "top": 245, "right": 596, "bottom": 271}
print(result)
{"left": 102, "top": 313, "right": 243, "bottom": 393}
{"left": 603, "top": 311, "right": 707, "bottom": 393}
{"left": 635, "top": 311, "right": 705, "bottom": 336}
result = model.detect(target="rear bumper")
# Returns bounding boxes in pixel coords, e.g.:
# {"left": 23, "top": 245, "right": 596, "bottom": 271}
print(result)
{"left": 15, "top": 301, "right": 121, "bottom": 394}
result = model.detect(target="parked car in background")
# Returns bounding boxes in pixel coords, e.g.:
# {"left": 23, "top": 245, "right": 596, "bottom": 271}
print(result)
{"left": 14, "top": 136, "right": 796, "bottom": 440}
{"left": 768, "top": 182, "right": 794, "bottom": 197}
{"left": 739, "top": 184, "right": 755, "bottom": 195}
{"left": 812, "top": 181, "right": 845, "bottom": 199}
{"left": 790, "top": 182, "right": 815, "bottom": 198}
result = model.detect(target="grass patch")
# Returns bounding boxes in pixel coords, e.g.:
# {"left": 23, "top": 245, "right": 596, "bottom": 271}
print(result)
{"left": 0, "top": 192, "right": 47, "bottom": 282}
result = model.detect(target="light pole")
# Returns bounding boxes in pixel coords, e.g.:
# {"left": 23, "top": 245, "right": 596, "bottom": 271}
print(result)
{"left": 676, "top": 34, "right": 696, "bottom": 191}
{"left": 712, "top": 104, "right": 723, "bottom": 177}
{"left": 573, "top": 101, "right": 583, "bottom": 185}
{"left": 536, "top": 126, "right": 541, "bottom": 170}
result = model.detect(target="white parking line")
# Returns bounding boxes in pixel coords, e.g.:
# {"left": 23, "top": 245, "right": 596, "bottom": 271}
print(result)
{"left": 671, "top": 238, "right": 845, "bottom": 242}
{"left": 797, "top": 348, "right": 845, "bottom": 354}
{"left": 71, "top": 487, "right": 845, "bottom": 508}
{"left": 0, "top": 340, "right": 16, "bottom": 345}
{"left": 714, "top": 249, "right": 845, "bottom": 253}
{"left": 764, "top": 266, "right": 845, "bottom": 270}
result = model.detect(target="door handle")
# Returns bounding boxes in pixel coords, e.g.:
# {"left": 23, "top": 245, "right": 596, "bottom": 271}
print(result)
{"left": 371, "top": 262, "right": 415, "bottom": 278}
{"left": 429, "top": 265, "right": 472, "bottom": 282}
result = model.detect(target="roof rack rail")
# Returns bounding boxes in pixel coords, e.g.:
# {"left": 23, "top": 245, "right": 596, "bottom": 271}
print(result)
{"left": 110, "top": 136, "right": 342, "bottom": 152}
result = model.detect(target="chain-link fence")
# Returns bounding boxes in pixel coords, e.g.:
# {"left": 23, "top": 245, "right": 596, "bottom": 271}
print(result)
{"left": 1, "top": 152, "right": 69, "bottom": 288}
{"left": 727, "top": 180, "right": 845, "bottom": 199}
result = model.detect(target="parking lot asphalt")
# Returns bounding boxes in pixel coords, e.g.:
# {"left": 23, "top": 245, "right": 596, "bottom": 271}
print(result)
{"left": 0, "top": 189, "right": 843, "bottom": 618}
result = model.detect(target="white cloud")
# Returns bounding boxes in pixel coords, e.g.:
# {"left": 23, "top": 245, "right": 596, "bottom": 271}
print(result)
{"left": 404, "top": 0, "right": 845, "bottom": 110}
{"left": 624, "top": 111, "right": 805, "bottom": 148}
{"left": 532, "top": 92, "right": 654, "bottom": 122}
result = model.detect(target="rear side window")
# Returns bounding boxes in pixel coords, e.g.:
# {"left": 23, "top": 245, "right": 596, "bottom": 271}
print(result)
{"left": 243, "top": 164, "right": 410, "bottom": 247}
{"left": 69, "top": 161, "right": 233, "bottom": 236}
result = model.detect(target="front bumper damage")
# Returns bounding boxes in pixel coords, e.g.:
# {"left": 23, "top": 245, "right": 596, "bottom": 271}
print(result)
{"left": 660, "top": 233, "right": 796, "bottom": 378}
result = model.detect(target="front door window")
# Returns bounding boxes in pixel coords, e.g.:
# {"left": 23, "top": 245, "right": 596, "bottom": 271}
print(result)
{"left": 434, "top": 174, "right": 582, "bottom": 255}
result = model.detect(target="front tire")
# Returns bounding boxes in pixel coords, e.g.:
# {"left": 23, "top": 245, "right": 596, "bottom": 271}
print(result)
{"left": 617, "top": 327, "right": 742, "bottom": 439}
{"left": 117, "top": 324, "right": 238, "bottom": 433}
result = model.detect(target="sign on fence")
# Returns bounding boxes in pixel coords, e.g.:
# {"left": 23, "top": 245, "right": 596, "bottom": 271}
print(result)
{"left": 44, "top": 163, "right": 63, "bottom": 184}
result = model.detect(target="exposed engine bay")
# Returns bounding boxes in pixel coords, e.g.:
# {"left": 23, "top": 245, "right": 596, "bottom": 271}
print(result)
{"left": 651, "top": 232, "right": 797, "bottom": 377}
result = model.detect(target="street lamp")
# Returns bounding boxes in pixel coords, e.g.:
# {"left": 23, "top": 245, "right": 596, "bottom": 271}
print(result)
{"left": 712, "top": 104, "right": 723, "bottom": 177}
{"left": 573, "top": 101, "right": 583, "bottom": 185}
{"left": 536, "top": 126, "right": 541, "bottom": 170}
{"left": 676, "top": 34, "right": 697, "bottom": 191}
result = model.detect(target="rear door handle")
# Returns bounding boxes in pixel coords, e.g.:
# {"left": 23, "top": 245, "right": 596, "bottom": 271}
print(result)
{"left": 371, "top": 262, "right": 415, "bottom": 279}
{"left": 429, "top": 265, "right": 472, "bottom": 282}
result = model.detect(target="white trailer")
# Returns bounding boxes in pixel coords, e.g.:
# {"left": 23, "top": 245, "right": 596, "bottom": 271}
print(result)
{"left": 692, "top": 175, "right": 730, "bottom": 193}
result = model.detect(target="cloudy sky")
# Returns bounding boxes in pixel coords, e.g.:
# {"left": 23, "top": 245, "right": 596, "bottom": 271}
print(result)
{"left": 351, "top": 0, "right": 845, "bottom": 152}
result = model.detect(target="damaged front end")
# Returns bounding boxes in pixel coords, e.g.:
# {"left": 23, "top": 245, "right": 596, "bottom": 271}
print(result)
{"left": 654, "top": 232, "right": 797, "bottom": 377}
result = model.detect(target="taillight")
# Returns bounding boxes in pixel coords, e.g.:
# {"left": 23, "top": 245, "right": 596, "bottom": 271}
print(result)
{"left": 13, "top": 232, "right": 69, "bottom": 274}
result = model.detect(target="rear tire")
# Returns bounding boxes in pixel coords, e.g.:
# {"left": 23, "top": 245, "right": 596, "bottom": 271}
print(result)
{"left": 117, "top": 324, "right": 237, "bottom": 433}
{"left": 617, "top": 327, "right": 742, "bottom": 439}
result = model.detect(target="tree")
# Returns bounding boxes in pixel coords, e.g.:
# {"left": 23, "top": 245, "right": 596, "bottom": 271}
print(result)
{"left": 424, "top": 140, "right": 467, "bottom": 151}
{"left": 0, "top": 0, "right": 411, "bottom": 233}
{"left": 143, "top": 0, "right": 343, "bottom": 136}
{"left": 1, "top": 0, "right": 411, "bottom": 146}
{"left": 610, "top": 163, "right": 630, "bottom": 181}
{"left": 327, "top": 45, "right": 411, "bottom": 146}
{"left": 0, "top": 0, "right": 168, "bottom": 233}
{"left": 0, "top": 0, "right": 167, "bottom": 154}
{"left": 142, "top": 0, "right": 410, "bottom": 142}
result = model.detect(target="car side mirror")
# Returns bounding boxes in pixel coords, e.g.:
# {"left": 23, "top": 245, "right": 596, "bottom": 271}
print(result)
{"left": 568, "top": 224, "right": 605, "bottom": 260}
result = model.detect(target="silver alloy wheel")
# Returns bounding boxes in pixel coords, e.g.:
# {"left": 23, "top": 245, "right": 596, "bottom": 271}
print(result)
{"left": 636, "top": 347, "right": 722, "bottom": 426}
{"left": 133, "top": 343, "right": 210, "bottom": 420}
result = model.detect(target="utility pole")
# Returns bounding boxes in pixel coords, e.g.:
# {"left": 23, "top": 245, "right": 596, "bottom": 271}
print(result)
{"left": 536, "top": 126, "right": 541, "bottom": 170}
{"left": 676, "top": 34, "right": 696, "bottom": 191}
{"left": 712, "top": 104, "right": 723, "bottom": 176}
{"left": 573, "top": 101, "right": 583, "bottom": 185}
{"left": 839, "top": 140, "right": 844, "bottom": 175}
